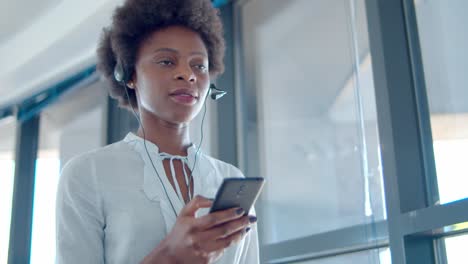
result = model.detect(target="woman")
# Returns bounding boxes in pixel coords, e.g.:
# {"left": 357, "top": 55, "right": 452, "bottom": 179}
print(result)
{"left": 55, "top": 0, "right": 259, "bottom": 263}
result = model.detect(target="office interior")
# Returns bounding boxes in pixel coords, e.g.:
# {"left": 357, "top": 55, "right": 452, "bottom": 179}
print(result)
{"left": 1, "top": 0, "right": 467, "bottom": 263}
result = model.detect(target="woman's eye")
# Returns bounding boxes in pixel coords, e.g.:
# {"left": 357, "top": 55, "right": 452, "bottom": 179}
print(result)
{"left": 194, "top": 64, "right": 208, "bottom": 72}
{"left": 157, "top": 60, "right": 174, "bottom": 66}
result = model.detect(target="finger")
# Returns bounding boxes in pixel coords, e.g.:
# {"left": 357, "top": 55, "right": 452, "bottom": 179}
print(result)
{"left": 194, "top": 207, "right": 245, "bottom": 230}
{"left": 202, "top": 227, "right": 250, "bottom": 253}
{"left": 199, "top": 215, "right": 250, "bottom": 241}
{"left": 179, "top": 195, "right": 213, "bottom": 217}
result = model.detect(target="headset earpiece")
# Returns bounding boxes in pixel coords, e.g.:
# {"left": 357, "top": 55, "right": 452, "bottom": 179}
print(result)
{"left": 209, "top": 84, "right": 227, "bottom": 100}
{"left": 114, "top": 61, "right": 126, "bottom": 83}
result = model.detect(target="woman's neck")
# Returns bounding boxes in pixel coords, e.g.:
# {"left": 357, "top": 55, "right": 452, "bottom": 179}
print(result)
{"left": 136, "top": 111, "right": 192, "bottom": 156}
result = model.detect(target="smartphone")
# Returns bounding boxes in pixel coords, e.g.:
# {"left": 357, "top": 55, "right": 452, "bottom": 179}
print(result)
{"left": 209, "top": 177, "right": 265, "bottom": 214}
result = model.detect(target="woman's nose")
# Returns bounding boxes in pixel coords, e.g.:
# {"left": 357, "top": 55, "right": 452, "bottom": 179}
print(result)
{"left": 174, "top": 65, "right": 196, "bottom": 82}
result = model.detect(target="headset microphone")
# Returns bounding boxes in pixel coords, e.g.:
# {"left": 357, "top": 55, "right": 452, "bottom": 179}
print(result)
{"left": 209, "top": 84, "right": 227, "bottom": 100}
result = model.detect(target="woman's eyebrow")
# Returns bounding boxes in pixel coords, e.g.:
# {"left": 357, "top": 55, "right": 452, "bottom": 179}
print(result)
{"left": 152, "top": 47, "right": 207, "bottom": 57}
{"left": 153, "top": 47, "right": 178, "bottom": 54}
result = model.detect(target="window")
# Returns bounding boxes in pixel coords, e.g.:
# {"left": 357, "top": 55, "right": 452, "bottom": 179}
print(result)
{"left": 236, "top": 0, "right": 385, "bottom": 262}
{"left": 414, "top": 0, "right": 468, "bottom": 204}
{"left": 444, "top": 233, "right": 468, "bottom": 264}
{"left": 0, "top": 117, "right": 17, "bottom": 263}
{"left": 30, "top": 82, "right": 107, "bottom": 264}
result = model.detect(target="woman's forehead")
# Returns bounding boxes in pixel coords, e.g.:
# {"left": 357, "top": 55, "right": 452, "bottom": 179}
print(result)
{"left": 140, "top": 26, "right": 208, "bottom": 56}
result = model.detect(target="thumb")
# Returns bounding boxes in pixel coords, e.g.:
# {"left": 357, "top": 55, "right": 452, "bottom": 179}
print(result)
{"left": 179, "top": 195, "right": 213, "bottom": 217}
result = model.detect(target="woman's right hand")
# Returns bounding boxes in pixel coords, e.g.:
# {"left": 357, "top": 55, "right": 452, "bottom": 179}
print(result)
{"left": 142, "top": 195, "right": 255, "bottom": 264}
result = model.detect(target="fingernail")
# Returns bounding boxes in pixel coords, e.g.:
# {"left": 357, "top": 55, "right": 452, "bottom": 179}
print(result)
{"left": 249, "top": 216, "right": 257, "bottom": 223}
{"left": 236, "top": 208, "right": 245, "bottom": 215}
{"left": 246, "top": 227, "right": 251, "bottom": 233}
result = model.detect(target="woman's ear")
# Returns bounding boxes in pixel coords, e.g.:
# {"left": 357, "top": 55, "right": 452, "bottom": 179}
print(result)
{"left": 126, "top": 72, "right": 138, "bottom": 89}
{"left": 126, "top": 81, "right": 135, "bottom": 89}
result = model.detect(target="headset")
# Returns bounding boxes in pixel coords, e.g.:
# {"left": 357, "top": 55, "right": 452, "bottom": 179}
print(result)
{"left": 113, "top": 59, "right": 226, "bottom": 216}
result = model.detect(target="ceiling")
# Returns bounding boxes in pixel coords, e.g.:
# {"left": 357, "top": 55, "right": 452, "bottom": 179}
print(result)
{"left": 0, "top": 0, "right": 466, "bottom": 114}
{"left": 0, "top": 0, "right": 123, "bottom": 110}
{"left": 0, "top": 0, "right": 60, "bottom": 44}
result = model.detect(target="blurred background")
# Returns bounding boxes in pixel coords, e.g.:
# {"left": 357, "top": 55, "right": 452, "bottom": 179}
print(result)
{"left": 1, "top": 0, "right": 467, "bottom": 263}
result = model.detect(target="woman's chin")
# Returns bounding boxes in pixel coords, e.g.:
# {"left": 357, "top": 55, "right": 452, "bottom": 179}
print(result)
{"left": 173, "top": 109, "right": 202, "bottom": 123}
{"left": 143, "top": 107, "right": 198, "bottom": 126}
{"left": 165, "top": 113, "right": 198, "bottom": 126}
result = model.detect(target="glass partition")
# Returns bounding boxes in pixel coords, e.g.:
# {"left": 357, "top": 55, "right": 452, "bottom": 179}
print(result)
{"left": 238, "top": 0, "right": 385, "bottom": 256}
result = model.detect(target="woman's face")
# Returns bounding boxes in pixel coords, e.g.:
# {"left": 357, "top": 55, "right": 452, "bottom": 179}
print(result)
{"left": 133, "top": 25, "right": 210, "bottom": 125}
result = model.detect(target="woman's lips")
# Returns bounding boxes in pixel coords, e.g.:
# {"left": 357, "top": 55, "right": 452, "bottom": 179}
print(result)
{"left": 170, "top": 94, "right": 197, "bottom": 105}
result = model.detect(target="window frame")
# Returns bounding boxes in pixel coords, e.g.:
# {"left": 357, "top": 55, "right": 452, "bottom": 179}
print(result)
{"left": 230, "top": 0, "right": 468, "bottom": 263}
{"left": 6, "top": 70, "right": 101, "bottom": 262}
{"left": 8, "top": 115, "right": 39, "bottom": 263}
{"left": 231, "top": 0, "right": 390, "bottom": 262}
{"left": 367, "top": 0, "right": 468, "bottom": 263}
{"left": 6, "top": 0, "right": 468, "bottom": 262}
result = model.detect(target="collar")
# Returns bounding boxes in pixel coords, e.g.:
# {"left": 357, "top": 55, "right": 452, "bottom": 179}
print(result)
{"left": 123, "top": 132, "right": 202, "bottom": 229}
{"left": 123, "top": 132, "right": 199, "bottom": 160}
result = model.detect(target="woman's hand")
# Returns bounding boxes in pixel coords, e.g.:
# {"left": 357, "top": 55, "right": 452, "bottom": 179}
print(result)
{"left": 142, "top": 195, "right": 256, "bottom": 264}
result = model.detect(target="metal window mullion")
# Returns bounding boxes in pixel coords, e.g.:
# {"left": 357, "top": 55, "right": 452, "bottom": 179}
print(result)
{"left": 365, "top": 0, "right": 437, "bottom": 263}
{"left": 365, "top": 0, "right": 409, "bottom": 262}
{"left": 232, "top": 0, "right": 248, "bottom": 172}
{"left": 105, "top": 96, "right": 139, "bottom": 144}
{"left": 8, "top": 114, "right": 40, "bottom": 263}
{"left": 262, "top": 221, "right": 389, "bottom": 264}
{"left": 401, "top": 0, "right": 439, "bottom": 206}
{"left": 215, "top": 2, "right": 239, "bottom": 166}
{"left": 398, "top": 198, "right": 468, "bottom": 236}
{"left": 231, "top": 1, "right": 274, "bottom": 262}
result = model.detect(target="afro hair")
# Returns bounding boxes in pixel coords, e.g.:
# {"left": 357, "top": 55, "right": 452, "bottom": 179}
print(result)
{"left": 96, "top": 0, "right": 225, "bottom": 110}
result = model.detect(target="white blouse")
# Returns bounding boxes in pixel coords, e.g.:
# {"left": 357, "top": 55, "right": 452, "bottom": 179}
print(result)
{"left": 56, "top": 132, "right": 259, "bottom": 264}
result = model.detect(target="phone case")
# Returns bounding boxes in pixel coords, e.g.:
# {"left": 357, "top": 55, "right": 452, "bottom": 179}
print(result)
{"left": 209, "top": 177, "right": 265, "bottom": 214}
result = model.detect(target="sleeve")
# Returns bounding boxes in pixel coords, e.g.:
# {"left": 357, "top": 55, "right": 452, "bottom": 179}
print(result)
{"left": 239, "top": 215, "right": 260, "bottom": 263}
{"left": 56, "top": 156, "right": 105, "bottom": 264}
{"left": 226, "top": 163, "right": 245, "bottom": 179}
